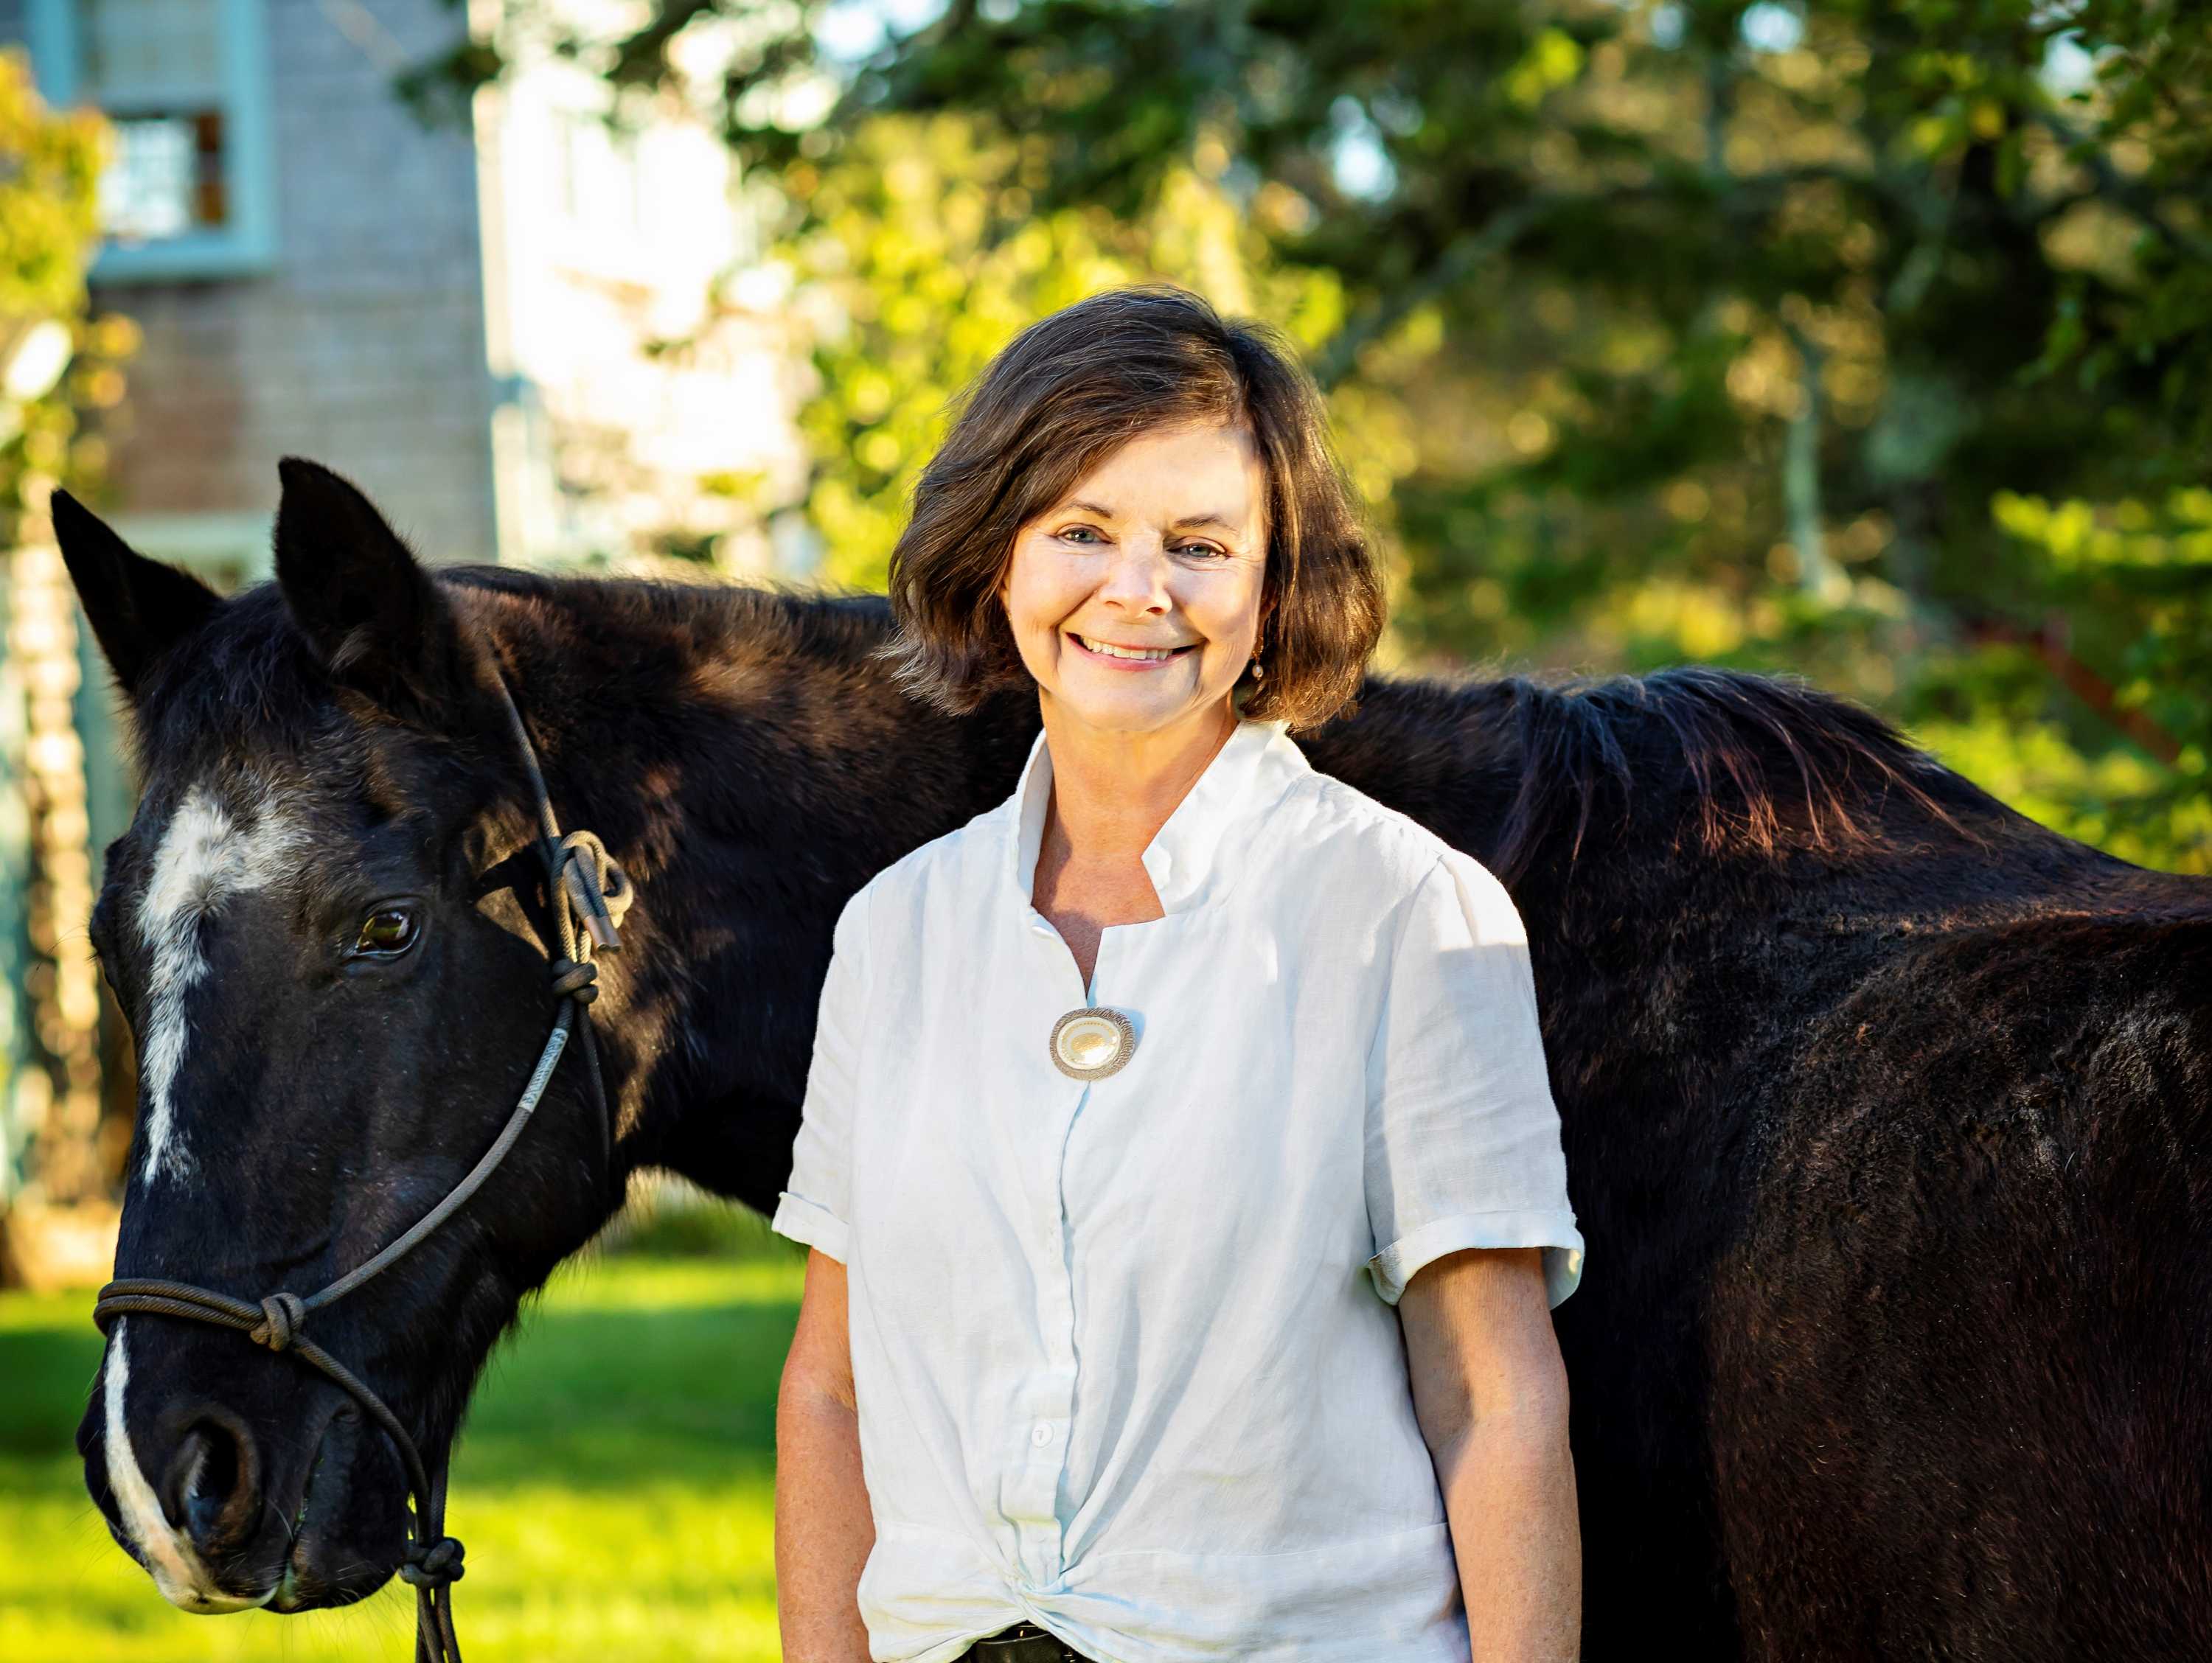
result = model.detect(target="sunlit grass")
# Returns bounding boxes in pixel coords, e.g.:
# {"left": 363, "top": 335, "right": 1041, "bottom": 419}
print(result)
{"left": 0, "top": 1230, "right": 806, "bottom": 1662}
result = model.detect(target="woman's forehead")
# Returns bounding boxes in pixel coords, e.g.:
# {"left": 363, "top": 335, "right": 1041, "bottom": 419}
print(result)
{"left": 1054, "top": 420, "right": 1265, "bottom": 522}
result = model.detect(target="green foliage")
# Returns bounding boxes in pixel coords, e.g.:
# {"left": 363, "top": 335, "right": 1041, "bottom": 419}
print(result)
{"left": 773, "top": 113, "right": 1417, "bottom": 596}
{"left": 0, "top": 51, "right": 102, "bottom": 321}
{"left": 1949, "top": 487, "right": 2212, "bottom": 870}
{"left": 0, "top": 52, "right": 128, "bottom": 513}
{"left": 0, "top": 47, "right": 119, "bottom": 523}
{"left": 424, "top": 1, "right": 2210, "bottom": 870}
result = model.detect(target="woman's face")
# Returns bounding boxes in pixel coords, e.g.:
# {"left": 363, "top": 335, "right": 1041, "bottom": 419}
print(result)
{"left": 997, "top": 419, "right": 1270, "bottom": 739}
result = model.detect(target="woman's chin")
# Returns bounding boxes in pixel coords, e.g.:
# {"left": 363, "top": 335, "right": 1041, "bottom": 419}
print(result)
{"left": 1042, "top": 675, "right": 1234, "bottom": 734}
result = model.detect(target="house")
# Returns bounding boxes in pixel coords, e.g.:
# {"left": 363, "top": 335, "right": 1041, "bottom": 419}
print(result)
{"left": 0, "top": 0, "right": 812, "bottom": 1256}
{"left": 4, "top": 0, "right": 812, "bottom": 585}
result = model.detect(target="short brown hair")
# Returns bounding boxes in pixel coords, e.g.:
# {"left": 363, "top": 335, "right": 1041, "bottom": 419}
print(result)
{"left": 875, "top": 285, "right": 1385, "bottom": 733}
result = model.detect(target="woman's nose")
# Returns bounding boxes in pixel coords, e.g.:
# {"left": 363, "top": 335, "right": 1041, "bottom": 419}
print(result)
{"left": 1095, "top": 540, "right": 1172, "bottom": 610}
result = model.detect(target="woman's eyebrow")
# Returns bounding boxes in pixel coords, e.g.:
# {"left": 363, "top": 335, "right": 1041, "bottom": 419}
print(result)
{"left": 1062, "top": 500, "right": 1241, "bottom": 532}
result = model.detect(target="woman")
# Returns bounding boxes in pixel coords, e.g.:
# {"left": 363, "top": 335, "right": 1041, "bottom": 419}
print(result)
{"left": 772, "top": 285, "right": 1585, "bottom": 1663}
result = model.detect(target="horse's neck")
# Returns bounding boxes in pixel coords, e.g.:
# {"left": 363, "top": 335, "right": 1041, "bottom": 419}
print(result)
{"left": 490, "top": 581, "right": 1037, "bottom": 1210}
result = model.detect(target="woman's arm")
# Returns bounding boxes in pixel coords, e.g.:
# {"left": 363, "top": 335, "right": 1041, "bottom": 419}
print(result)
{"left": 1399, "top": 1244, "right": 1580, "bottom": 1663}
{"left": 776, "top": 1248, "right": 875, "bottom": 1662}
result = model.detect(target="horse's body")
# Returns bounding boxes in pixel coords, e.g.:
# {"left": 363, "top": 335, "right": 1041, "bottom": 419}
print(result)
{"left": 56, "top": 464, "right": 2212, "bottom": 1658}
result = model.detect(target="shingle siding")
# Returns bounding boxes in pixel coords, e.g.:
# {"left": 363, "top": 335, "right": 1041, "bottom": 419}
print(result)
{"left": 77, "top": 0, "right": 501, "bottom": 562}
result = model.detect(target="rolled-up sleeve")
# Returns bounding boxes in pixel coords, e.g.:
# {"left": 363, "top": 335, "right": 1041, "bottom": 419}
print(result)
{"left": 770, "top": 881, "right": 872, "bottom": 1263}
{"left": 1363, "top": 848, "right": 1584, "bottom": 1310}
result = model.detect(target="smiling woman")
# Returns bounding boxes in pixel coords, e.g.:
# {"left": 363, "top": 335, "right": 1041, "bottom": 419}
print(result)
{"left": 877, "top": 284, "right": 1385, "bottom": 734}
{"left": 1002, "top": 419, "right": 1266, "bottom": 718}
{"left": 771, "top": 287, "right": 1585, "bottom": 1663}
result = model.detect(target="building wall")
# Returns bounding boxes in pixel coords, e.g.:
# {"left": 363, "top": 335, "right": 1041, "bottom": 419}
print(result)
{"left": 7, "top": 1, "right": 818, "bottom": 577}
{"left": 32, "top": 0, "right": 501, "bottom": 568}
{"left": 477, "top": 50, "right": 811, "bottom": 574}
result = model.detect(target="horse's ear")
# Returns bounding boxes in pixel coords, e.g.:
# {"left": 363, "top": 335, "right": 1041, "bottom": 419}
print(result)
{"left": 274, "top": 457, "right": 469, "bottom": 726}
{"left": 50, "top": 489, "right": 223, "bottom": 703}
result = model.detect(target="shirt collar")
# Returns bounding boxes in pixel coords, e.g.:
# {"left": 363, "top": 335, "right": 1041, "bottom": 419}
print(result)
{"left": 1004, "top": 714, "right": 1308, "bottom": 916}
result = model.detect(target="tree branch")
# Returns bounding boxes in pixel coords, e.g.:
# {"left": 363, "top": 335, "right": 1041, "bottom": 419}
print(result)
{"left": 2031, "top": 110, "right": 2212, "bottom": 268}
{"left": 1961, "top": 610, "right": 2185, "bottom": 764}
{"left": 1312, "top": 199, "right": 1547, "bottom": 390}
{"left": 1310, "top": 164, "right": 1903, "bottom": 390}
{"left": 1778, "top": 317, "right": 1848, "bottom": 603}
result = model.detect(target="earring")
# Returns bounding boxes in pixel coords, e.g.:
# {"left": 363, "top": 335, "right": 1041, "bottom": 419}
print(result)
{"left": 1249, "top": 655, "right": 1266, "bottom": 683}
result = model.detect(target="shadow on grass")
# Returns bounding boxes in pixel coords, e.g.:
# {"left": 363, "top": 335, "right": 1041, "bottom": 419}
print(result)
{"left": 0, "top": 1323, "right": 97, "bottom": 1457}
{"left": 461, "top": 1294, "right": 800, "bottom": 1490}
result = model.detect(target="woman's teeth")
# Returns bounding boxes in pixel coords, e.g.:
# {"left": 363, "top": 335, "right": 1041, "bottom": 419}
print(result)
{"left": 1075, "top": 635, "right": 1189, "bottom": 661}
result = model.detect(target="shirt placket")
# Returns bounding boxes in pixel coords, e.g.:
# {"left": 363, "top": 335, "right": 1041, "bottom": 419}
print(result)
{"left": 1008, "top": 904, "right": 1096, "bottom": 1591}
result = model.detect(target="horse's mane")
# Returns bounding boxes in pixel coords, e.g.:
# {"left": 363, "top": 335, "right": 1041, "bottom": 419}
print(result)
{"left": 146, "top": 570, "right": 1978, "bottom": 881}
{"left": 1482, "top": 666, "right": 1979, "bottom": 881}
{"left": 133, "top": 567, "right": 897, "bottom": 763}
{"left": 437, "top": 562, "right": 896, "bottom": 663}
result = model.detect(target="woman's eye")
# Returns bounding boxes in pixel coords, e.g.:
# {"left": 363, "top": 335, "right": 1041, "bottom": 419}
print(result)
{"left": 1175, "top": 543, "right": 1228, "bottom": 560}
{"left": 352, "top": 907, "right": 418, "bottom": 956}
{"left": 1058, "top": 526, "right": 1102, "bottom": 544}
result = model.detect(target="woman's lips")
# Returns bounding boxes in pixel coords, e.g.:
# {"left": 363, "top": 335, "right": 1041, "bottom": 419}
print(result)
{"left": 1065, "top": 632, "right": 1197, "bottom": 670}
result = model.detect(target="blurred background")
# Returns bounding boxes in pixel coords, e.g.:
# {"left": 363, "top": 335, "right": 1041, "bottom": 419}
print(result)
{"left": 0, "top": 0, "right": 2204, "bottom": 1656}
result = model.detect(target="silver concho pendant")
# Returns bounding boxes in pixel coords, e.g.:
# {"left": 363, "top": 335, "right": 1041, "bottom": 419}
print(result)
{"left": 1049, "top": 1006, "right": 1135, "bottom": 1081}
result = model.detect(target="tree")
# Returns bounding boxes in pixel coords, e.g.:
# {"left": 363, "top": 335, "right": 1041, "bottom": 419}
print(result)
{"left": 421, "top": 1, "right": 2211, "bottom": 868}
{"left": 0, "top": 46, "right": 137, "bottom": 1280}
{"left": 761, "top": 113, "right": 1417, "bottom": 596}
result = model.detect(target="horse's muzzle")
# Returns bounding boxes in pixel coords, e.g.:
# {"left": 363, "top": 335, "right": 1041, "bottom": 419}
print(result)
{"left": 80, "top": 1331, "right": 410, "bottom": 1614}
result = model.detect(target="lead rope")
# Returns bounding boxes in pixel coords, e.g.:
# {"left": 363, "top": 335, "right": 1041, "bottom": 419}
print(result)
{"left": 91, "top": 672, "right": 633, "bottom": 1663}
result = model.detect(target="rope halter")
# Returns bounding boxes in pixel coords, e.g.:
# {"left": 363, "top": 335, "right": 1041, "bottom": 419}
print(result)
{"left": 92, "top": 669, "right": 633, "bottom": 1663}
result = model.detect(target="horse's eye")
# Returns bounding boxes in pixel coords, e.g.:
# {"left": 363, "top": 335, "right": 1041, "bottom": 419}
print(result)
{"left": 354, "top": 907, "right": 418, "bottom": 956}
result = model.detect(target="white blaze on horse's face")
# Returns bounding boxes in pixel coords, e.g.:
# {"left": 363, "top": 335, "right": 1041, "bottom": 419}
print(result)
{"left": 133, "top": 781, "right": 309, "bottom": 1185}
{"left": 101, "top": 1318, "right": 270, "bottom": 1612}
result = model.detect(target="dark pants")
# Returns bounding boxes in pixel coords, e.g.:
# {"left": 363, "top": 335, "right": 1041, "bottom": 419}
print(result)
{"left": 959, "top": 1620, "right": 1096, "bottom": 1662}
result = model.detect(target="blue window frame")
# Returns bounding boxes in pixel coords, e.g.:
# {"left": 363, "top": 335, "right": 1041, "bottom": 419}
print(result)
{"left": 25, "top": 0, "right": 276, "bottom": 282}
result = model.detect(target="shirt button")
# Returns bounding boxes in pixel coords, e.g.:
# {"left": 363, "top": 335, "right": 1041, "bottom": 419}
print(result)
{"left": 1029, "top": 1420, "right": 1053, "bottom": 1447}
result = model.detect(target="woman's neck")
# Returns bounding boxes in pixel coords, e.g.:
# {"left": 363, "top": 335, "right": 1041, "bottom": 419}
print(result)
{"left": 1037, "top": 695, "right": 1239, "bottom": 867}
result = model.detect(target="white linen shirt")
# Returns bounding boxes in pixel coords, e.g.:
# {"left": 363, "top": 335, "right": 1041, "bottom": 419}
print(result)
{"left": 771, "top": 713, "right": 1584, "bottom": 1663}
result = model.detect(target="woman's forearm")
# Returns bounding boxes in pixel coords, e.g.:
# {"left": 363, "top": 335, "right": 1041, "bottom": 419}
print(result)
{"left": 1438, "top": 1410, "right": 1581, "bottom": 1663}
{"left": 775, "top": 1373, "right": 876, "bottom": 1661}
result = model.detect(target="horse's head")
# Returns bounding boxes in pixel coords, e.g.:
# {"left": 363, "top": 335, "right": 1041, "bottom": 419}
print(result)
{"left": 60, "top": 461, "right": 623, "bottom": 1612}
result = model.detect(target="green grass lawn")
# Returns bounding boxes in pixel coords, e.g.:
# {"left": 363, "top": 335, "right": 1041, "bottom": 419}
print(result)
{"left": 0, "top": 1217, "right": 805, "bottom": 1662}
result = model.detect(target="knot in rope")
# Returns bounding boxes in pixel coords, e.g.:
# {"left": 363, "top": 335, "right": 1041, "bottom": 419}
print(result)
{"left": 87, "top": 674, "right": 637, "bottom": 1663}
{"left": 555, "top": 829, "right": 633, "bottom": 952}
{"left": 248, "top": 1291, "right": 306, "bottom": 1353}
{"left": 549, "top": 959, "right": 597, "bottom": 1003}
{"left": 400, "top": 1534, "right": 467, "bottom": 1589}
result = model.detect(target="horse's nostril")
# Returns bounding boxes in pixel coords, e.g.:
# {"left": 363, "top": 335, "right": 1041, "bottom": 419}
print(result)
{"left": 158, "top": 1426, "right": 207, "bottom": 1534}
{"left": 159, "top": 1412, "right": 261, "bottom": 1557}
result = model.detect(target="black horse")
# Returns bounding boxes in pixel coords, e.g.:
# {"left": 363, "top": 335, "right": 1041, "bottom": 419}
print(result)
{"left": 55, "top": 460, "right": 2212, "bottom": 1659}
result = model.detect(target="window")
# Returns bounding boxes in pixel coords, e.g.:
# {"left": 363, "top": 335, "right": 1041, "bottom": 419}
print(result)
{"left": 26, "top": 0, "right": 276, "bottom": 281}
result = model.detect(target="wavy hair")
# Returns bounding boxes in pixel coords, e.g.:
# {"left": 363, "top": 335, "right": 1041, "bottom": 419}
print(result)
{"left": 874, "top": 285, "right": 1386, "bottom": 732}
